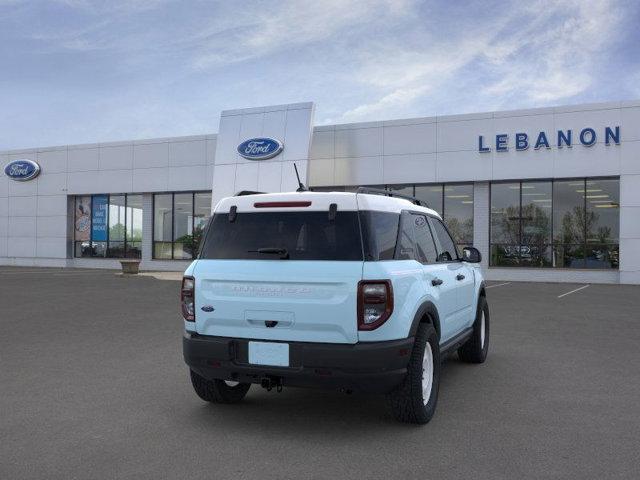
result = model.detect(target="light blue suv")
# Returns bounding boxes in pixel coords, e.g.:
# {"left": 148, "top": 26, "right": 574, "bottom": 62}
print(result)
{"left": 182, "top": 188, "right": 489, "bottom": 424}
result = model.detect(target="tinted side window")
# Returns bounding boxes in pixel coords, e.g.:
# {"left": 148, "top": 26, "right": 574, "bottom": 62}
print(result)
{"left": 395, "top": 212, "right": 416, "bottom": 260}
{"left": 412, "top": 214, "right": 438, "bottom": 264}
{"left": 360, "top": 211, "right": 400, "bottom": 261}
{"left": 430, "top": 217, "right": 459, "bottom": 262}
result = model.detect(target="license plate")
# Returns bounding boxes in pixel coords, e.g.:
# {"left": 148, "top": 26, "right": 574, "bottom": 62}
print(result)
{"left": 248, "top": 341, "right": 289, "bottom": 367}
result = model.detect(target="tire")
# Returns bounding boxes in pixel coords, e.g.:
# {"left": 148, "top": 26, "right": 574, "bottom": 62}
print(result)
{"left": 458, "top": 295, "right": 489, "bottom": 364}
{"left": 387, "top": 323, "right": 440, "bottom": 424}
{"left": 189, "top": 370, "right": 251, "bottom": 404}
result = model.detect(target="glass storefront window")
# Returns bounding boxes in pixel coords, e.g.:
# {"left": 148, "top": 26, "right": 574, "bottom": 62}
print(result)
{"left": 152, "top": 191, "right": 212, "bottom": 260}
{"left": 108, "top": 195, "right": 126, "bottom": 258}
{"left": 153, "top": 194, "right": 172, "bottom": 259}
{"left": 126, "top": 195, "right": 143, "bottom": 258}
{"left": 520, "top": 181, "right": 552, "bottom": 267}
{"left": 414, "top": 185, "right": 443, "bottom": 216}
{"left": 490, "top": 182, "right": 520, "bottom": 266}
{"left": 194, "top": 192, "right": 212, "bottom": 256}
{"left": 173, "top": 193, "right": 194, "bottom": 260}
{"left": 73, "top": 193, "right": 143, "bottom": 259}
{"left": 444, "top": 184, "right": 473, "bottom": 249}
{"left": 491, "top": 178, "right": 619, "bottom": 269}
{"left": 387, "top": 184, "right": 414, "bottom": 199}
{"left": 553, "top": 180, "right": 587, "bottom": 268}
{"left": 585, "top": 178, "right": 620, "bottom": 269}
{"left": 312, "top": 183, "right": 473, "bottom": 249}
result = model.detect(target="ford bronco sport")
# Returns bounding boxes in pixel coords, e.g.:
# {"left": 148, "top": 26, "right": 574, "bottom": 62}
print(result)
{"left": 182, "top": 188, "right": 489, "bottom": 424}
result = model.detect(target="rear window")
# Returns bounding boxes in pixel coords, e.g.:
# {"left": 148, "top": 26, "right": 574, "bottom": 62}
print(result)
{"left": 200, "top": 211, "right": 363, "bottom": 261}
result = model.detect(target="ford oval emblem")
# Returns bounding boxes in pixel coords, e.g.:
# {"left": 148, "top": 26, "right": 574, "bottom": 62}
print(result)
{"left": 4, "top": 159, "right": 41, "bottom": 182}
{"left": 237, "top": 137, "right": 283, "bottom": 160}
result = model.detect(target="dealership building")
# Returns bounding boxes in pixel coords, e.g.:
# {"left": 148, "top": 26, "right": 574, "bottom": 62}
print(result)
{"left": 1, "top": 100, "right": 639, "bottom": 284}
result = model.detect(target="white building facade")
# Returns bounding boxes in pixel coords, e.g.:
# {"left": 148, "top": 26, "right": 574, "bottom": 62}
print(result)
{"left": 1, "top": 100, "right": 639, "bottom": 284}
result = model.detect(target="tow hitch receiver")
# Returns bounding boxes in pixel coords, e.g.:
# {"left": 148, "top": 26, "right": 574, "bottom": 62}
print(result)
{"left": 260, "top": 376, "right": 283, "bottom": 392}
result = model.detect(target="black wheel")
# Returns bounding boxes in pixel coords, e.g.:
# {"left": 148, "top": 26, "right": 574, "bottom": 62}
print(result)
{"left": 189, "top": 370, "right": 251, "bottom": 404}
{"left": 387, "top": 323, "right": 440, "bottom": 424}
{"left": 458, "top": 296, "right": 489, "bottom": 363}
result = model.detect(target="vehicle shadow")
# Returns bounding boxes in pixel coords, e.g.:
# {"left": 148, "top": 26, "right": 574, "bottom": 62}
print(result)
{"left": 179, "top": 354, "right": 475, "bottom": 435}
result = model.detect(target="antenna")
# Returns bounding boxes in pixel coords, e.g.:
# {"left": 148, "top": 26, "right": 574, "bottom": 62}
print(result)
{"left": 293, "top": 163, "right": 307, "bottom": 192}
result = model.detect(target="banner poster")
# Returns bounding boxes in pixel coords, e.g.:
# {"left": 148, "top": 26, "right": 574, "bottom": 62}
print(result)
{"left": 74, "top": 196, "right": 91, "bottom": 241}
{"left": 91, "top": 195, "right": 108, "bottom": 242}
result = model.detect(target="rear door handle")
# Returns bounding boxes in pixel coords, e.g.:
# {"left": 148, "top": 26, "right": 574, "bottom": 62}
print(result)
{"left": 431, "top": 278, "right": 443, "bottom": 286}
{"left": 456, "top": 274, "right": 465, "bottom": 281}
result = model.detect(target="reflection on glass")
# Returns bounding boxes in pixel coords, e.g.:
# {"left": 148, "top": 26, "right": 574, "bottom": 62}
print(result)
{"left": 107, "top": 195, "right": 126, "bottom": 258}
{"left": 584, "top": 244, "right": 619, "bottom": 269}
{"left": 152, "top": 192, "right": 214, "bottom": 260}
{"left": 154, "top": 242, "right": 172, "bottom": 260}
{"left": 521, "top": 181, "right": 552, "bottom": 267}
{"left": 92, "top": 241, "right": 107, "bottom": 258}
{"left": 553, "top": 180, "right": 585, "bottom": 246}
{"left": 554, "top": 244, "right": 585, "bottom": 268}
{"left": 387, "top": 184, "right": 414, "bottom": 199}
{"left": 126, "top": 194, "right": 143, "bottom": 258}
{"left": 414, "top": 185, "right": 443, "bottom": 215}
{"left": 489, "top": 178, "right": 620, "bottom": 269}
{"left": 173, "top": 193, "right": 194, "bottom": 260}
{"left": 490, "top": 183, "right": 520, "bottom": 266}
{"left": 193, "top": 193, "right": 212, "bottom": 256}
{"left": 444, "top": 184, "right": 473, "bottom": 247}
{"left": 553, "top": 180, "right": 586, "bottom": 268}
{"left": 153, "top": 194, "right": 173, "bottom": 259}
{"left": 154, "top": 194, "right": 172, "bottom": 242}
{"left": 586, "top": 179, "right": 619, "bottom": 244}
{"left": 491, "top": 244, "right": 520, "bottom": 267}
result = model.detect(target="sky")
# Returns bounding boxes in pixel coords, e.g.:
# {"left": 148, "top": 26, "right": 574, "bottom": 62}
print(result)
{"left": 1, "top": 0, "right": 639, "bottom": 150}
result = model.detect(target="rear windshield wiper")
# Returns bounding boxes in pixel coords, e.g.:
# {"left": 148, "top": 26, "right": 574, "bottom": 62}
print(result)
{"left": 248, "top": 247, "right": 290, "bottom": 259}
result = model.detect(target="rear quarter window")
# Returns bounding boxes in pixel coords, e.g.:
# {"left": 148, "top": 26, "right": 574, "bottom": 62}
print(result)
{"left": 200, "top": 211, "right": 363, "bottom": 261}
{"left": 359, "top": 211, "right": 400, "bottom": 261}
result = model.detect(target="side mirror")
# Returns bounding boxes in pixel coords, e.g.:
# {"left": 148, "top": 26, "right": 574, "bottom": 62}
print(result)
{"left": 462, "top": 247, "right": 482, "bottom": 263}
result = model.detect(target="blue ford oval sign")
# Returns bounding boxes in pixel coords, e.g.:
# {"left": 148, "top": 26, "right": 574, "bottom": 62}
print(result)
{"left": 237, "top": 137, "right": 283, "bottom": 160}
{"left": 4, "top": 159, "right": 41, "bottom": 181}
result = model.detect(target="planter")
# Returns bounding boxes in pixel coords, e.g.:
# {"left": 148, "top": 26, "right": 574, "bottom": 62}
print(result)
{"left": 119, "top": 259, "right": 141, "bottom": 274}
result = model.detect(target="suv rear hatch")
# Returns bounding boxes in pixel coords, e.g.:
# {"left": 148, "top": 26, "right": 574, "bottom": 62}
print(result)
{"left": 192, "top": 193, "right": 363, "bottom": 344}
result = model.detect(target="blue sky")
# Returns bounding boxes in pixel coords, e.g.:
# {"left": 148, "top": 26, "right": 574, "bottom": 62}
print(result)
{"left": 1, "top": 0, "right": 639, "bottom": 150}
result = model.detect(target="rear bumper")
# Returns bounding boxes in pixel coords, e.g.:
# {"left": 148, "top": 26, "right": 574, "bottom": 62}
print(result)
{"left": 183, "top": 332, "right": 414, "bottom": 394}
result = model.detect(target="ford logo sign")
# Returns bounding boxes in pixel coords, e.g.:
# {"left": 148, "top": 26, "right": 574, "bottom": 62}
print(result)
{"left": 237, "top": 137, "right": 283, "bottom": 160}
{"left": 4, "top": 159, "right": 41, "bottom": 181}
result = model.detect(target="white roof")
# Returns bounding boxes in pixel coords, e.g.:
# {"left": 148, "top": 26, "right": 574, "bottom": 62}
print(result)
{"left": 214, "top": 190, "right": 441, "bottom": 218}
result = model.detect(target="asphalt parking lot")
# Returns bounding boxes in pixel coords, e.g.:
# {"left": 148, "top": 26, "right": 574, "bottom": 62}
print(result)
{"left": 1, "top": 268, "right": 639, "bottom": 479}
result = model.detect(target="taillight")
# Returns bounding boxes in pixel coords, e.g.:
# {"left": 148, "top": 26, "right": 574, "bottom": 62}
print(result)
{"left": 181, "top": 276, "right": 195, "bottom": 321}
{"left": 357, "top": 280, "right": 393, "bottom": 330}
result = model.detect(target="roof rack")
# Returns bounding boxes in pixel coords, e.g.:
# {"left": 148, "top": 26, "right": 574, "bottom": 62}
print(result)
{"left": 235, "top": 190, "right": 265, "bottom": 196}
{"left": 356, "top": 187, "right": 428, "bottom": 208}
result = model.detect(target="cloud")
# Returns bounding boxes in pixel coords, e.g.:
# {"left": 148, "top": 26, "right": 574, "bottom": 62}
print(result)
{"left": 190, "top": 0, "right": 415, "bottom": 69}
{"left": 338, "top": 36, "right": 493, "bottom": 121}
{"left": 334, "top": 0, "right": 627, "bottom": 122}
{"left": 481, "top": 0, "right": 622, "bottom": 104}
{"left": 0, "top": 0, "right": 636, "bottom": 149}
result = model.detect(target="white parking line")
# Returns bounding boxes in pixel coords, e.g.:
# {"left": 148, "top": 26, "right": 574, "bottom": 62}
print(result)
{"left": 486, "top": 282, "right": 511, "bottom": 289}
{"left": 51, "top": 272, "right": 115, "bottom": 276}
{"left": 0, "top": 270, "right": 113, "bottom": 276}
{"left": 557, "top": 284, "right": 590, "bottom": 298}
